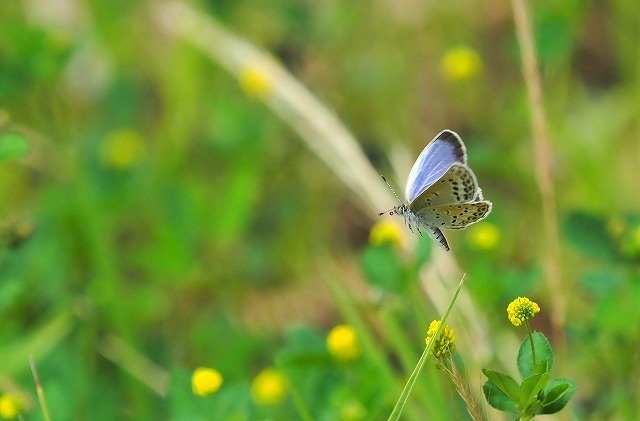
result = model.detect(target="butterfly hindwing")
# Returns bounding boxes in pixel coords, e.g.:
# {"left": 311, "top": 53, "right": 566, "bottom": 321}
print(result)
{"left": 405, "top": 130, "right": 467, "bottom": 203}
{"left": 414, "top": 201, "right": 492, "bottom": 230}
{"left": 409, "top": 162, "right": 479, "bottom": 210}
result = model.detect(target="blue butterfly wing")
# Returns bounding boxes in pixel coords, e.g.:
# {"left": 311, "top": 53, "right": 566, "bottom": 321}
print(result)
{"left": 405, "top": 130, "right": 467, "bottom": 203}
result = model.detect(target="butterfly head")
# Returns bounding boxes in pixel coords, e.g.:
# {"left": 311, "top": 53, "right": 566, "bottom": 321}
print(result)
{"left": 378, "top": 203, "right": 408, "bottom": 217}
{"left": 393, "top": 204, "right": 409, "bottom": 216}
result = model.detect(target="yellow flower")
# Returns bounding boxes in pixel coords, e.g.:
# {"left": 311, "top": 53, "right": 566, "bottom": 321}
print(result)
{"left": 251, "top": 368, "right": 288, "bottom": 405}
{"left": 467, "top": 222, "right": 500, "bottom": 250}
{"left": 100, "top": 129, "right": 146, "bottom": 169}
{"left": 369, "top": 219, "right": 403, "bottom": 247}
{"left": 0, "top": 395, "right": 20, "bottom": 420}
{"left": 192, "top": 367, "right": 223, "bottom": 397}
{"left": 340, "top": 399, "right": 366, "bottom": 421}
{"left": 239, "top": 61, "right": 274, "bottom": 99}
{"left": 327, "top": 325, "right": 361, "bottom": 362}
{"left": 425, "top": 320, "right": 456, "bottom": 358}
{"left": 507, "top": 297, "right": 540, "bottom": 327}
{"left": 440, "top": 46, "right": 483, "bottom": 81}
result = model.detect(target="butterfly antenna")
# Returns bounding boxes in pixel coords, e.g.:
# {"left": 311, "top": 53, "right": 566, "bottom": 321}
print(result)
{"left": 379, "top": 175, "right": 404, "bottom": 216}
{"left": 381, "top": 175, "right": 403, "bottom": 204}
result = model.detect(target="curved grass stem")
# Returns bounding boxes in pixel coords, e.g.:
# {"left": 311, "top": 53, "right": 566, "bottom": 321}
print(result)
{"left": 387, "top": 274, "right": 467, "bottom": 421}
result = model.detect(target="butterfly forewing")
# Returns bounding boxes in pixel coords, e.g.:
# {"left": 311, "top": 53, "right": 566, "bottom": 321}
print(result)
{"left": 405, "top": 130, "right": 467, "bottom": 203}
{"left": 414, "top": 201, "right": 492, "bottom": 230}
{"left": 408, "top": 162, "right": 479, "bottom": 210}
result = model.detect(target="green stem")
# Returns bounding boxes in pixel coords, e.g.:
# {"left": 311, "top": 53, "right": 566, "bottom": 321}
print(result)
{"left": 30, "top": 356, "right": 51, "bottom": 421}
{"left": 387, "top": 274, "right": 467, "bottom": 421}
{"left": 443, "top": 359, "right": 462, "bottom": 421}
{"left": 286, "top": 377, "right": 313, "bottom": 421}
{"left": 525, "top": 321, "right": 536, "bottom": 366}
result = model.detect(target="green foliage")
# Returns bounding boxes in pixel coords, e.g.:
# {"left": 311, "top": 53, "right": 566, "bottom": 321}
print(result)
{"left": 482, "top": 370, "right": 520, "bottom": 413}
{"left": 539, "top": 378, "right": 576, "bottom": 415}
{"left": 0, "top": 0, "right": 638, "bottom": 419}
{"left": 360, "top": 244, "right": 407, "bottom": 293}
{"left": 517, "top": 332, "right": 553, "bottom": 379}
{"left": 360, "top": 236, "right": 432, "bottom": 294}
{"left": 563, "top": 212, "right": 617, "bottom": 260}
{"left": 483, "top": 332, "right": 575, "bottom": 419}
{"left": 0, "top": 132, "right": 28, "bottom": 162}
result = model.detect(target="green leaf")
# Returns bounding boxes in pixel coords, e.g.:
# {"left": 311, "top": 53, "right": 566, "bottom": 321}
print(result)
{"left": 517, "top": 332, "right": 553, "bottom": 379}
{"left": 540, "top": 378, "right": 576, "bottom": 414}
{"left": 0, "top": 310, "right": 75, "bottom": 375}
{"left": 482, "top": 379, "right": 518, "bottom": 413}
{"left": 482, "top": 369, "right": 520, "bottom": 402}
{"left": 532, "top": 360, "right": 548, "bottom": 376}
{"left": 562, "top": 211, "right": 615, "bottom": 260}
{"left": 580, "top": 268, "right": 624, "bottom": 296}
{"left": 519, "top": 373, "right": 549, "bottom": 410}
{"left": 0, "top": 131, "right": 29, "bottom": 161}
{"left": 360, "top": 245, "right": 406, "bottom": 292}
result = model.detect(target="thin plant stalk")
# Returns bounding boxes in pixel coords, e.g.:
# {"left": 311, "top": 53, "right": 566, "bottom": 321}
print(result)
{"left": 525, "top": 321, "right": 537, "bottom": 366}
{"left": 278, "top": 370, "right": 313, "bottom": 421}
{"left": 439, "top": 357, "right": 484, "bottom": 421}
{"left": 510, "top": 0, "right": 565, "bottom": 347}
{"left": 387, "top": 274, "right": 467, "bottom": 421}
{"left": 29, "top": 356, "right": 51, "bottom": 421}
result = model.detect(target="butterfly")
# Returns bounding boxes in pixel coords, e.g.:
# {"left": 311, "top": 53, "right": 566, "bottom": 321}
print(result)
{"left": 380, "top": 129, "right": 492, "bottom": 251}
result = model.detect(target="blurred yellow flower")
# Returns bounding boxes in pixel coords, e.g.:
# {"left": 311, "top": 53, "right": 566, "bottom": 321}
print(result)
{"left": 251, "top": 368, "right": 288, "bottom": 405}
{"left": 192, "top": 367, "right": 223, "bottom": 397}
{"left": 327, "top": 324, "right": 361, "bottom": 362}
{"left": 239, "top": 61, "right": 274, "bottom": 99}
{"left": 340, "top": 399, "right": 366, "bottom": 421}
{"left": 100, "top": 129, "right": 147, "bottom": 169}
{"left": 507, "top": 297, "right": 540, "bottom": 327}
{"left": 425, "top": 320, "right": 455, "bottom": 358}
{"left": 0, "top": 395, "right": 20, "bottom": 420}
{"left": 369, "top": 219, "right": 402, "bottom": 247}
{"left": 440, "top": 46, "right": 482, "bottom": 81}
{"left": 467, "top": 222, "right": 500, "bottom": 250}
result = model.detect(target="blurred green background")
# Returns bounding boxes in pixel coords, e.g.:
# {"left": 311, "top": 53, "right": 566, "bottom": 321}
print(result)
{"left": 1, "top": 0, "right": 640, "bottom": 419}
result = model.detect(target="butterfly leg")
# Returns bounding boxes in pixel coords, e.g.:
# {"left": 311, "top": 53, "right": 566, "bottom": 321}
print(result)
{"left": 416, "top": 225, "right": 424, "bottom": 237}
{"left": 404, "top": 216, "right": 414, "bottom": 233}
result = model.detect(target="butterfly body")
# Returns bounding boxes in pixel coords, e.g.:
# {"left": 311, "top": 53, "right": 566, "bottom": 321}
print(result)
{"left": 383, "top": 130, "right": 492, "bottom": 251}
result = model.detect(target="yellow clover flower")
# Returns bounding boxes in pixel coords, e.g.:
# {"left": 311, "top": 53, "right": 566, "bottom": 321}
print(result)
{"left": 239, "top": 60, "right": 274, "bottom": 99}
{"left": 251, "top": 368, "right": 288, "bottom": 405}
{"left": 440, "top": 46, "right": 483, "bottom": 82}
{"left": 327, "top": 324, "right": 361, "bottom": 362}
{"left": 507, "top": 297, "right": 540, "bottom": 327}
{"left": 192, "top": 367, "right": 223, "bottom": 397}
{"left": 0, "top": 395, "right": 20, "bottom": 420}
{"left": 369, "top": 219, "right": 403, "bottom": 247}
{"left": 100, "top": 129, "right": 147, "bottom": 169}
{"left": 425, "top": 320, "right": 455, "bottom": 358}
{"left": 467, "top": 222, "right": 500, "bottom": 250}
